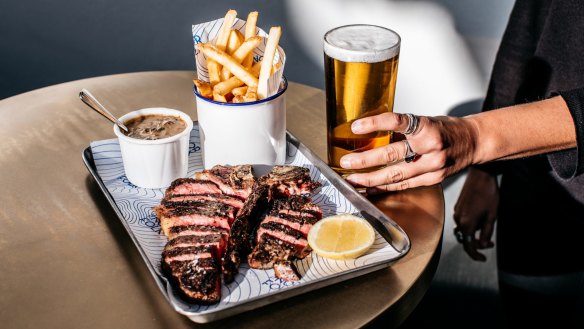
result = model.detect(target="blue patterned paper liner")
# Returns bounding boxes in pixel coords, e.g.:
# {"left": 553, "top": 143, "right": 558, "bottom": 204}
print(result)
{"left": 90, "top": 123, "right": 400, "bottom": 316}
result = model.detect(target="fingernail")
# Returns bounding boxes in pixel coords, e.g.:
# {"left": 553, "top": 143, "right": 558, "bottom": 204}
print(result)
{"left": 340, "top": 157, "right": 352, "bottom": 168}
{"left": 345, "top": 175, "right": 360, "bottom": 185}
{"left": 351, "top": 120, "right": 364, "bottom": 133}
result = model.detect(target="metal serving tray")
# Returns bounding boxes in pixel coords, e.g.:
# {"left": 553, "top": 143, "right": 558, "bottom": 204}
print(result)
{"left": 82, "top": 123, "right": 410, "bottom": 323}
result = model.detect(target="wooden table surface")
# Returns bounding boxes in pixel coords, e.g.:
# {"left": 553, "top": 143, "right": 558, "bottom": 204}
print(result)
{"left": 0, "top": 71, "right": 444, "bottom": 329}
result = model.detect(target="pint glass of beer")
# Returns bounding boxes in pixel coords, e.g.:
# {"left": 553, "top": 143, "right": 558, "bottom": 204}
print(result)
{"left": 323, "top": 24, "right": 400, "bottom": 175}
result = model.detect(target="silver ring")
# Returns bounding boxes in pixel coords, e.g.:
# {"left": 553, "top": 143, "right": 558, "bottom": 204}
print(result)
{"left": 403, "top": 113, "right": 420, "bottom": 135}
{"left": 454, "top": 228, "right": 474, "bottom": 243}
{"left": 403, "top": 140, "right": 417, "bottom": 163}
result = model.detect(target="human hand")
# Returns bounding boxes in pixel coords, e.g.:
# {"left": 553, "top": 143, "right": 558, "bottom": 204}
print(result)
{"left": 453, "top": 167, "right": 498, "bottom": 261}
{"left": 339, "top": 112, "right": 479, "bottom": 193}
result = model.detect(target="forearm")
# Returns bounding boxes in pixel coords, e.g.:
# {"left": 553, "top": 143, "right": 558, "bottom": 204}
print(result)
{"left": 465, "top": 96, "right": 576, "bottom": 164}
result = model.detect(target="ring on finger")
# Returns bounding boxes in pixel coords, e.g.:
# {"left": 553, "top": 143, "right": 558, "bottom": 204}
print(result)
{"left": 403, "top": 140, "right": 417, "bottom": 163}
{"left": 454, "top": 228, "right": 474, "bottom": 243}
{"left": 403, "top": 113, "right": 420, "bottom": 135}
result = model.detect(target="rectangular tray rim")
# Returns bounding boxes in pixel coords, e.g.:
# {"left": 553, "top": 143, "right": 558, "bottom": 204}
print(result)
{"left": 82, "top": 129, "right": 411, "bottom": 323}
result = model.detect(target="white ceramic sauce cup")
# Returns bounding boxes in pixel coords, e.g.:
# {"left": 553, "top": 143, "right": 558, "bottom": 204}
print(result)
{"left": 194, "top": 78, "right": 287, "bottom": 169}
{"left": 113, "top": 108, "right": 193, "bottom": 189}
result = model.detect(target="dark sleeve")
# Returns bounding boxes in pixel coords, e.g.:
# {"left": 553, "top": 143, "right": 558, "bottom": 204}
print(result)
{"left": 547, "top": 88, "right": 584, "bottom": 179}
{"left": 482, "top": 0, "right": 550, "bottom": 112}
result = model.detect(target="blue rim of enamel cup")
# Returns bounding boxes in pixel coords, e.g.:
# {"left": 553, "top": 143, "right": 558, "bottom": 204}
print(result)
{"left": 193, "top": 76, "right": 288, "bottom": 106}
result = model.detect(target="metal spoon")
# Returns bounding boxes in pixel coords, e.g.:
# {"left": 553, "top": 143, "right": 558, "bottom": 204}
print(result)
{"left": 79, "top": 89, "right": 129, "bottom": 132}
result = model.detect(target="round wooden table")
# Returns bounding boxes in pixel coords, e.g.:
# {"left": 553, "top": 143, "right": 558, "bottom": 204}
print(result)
{"left": 0, "top": 71, "right": 444, "bottom": 328}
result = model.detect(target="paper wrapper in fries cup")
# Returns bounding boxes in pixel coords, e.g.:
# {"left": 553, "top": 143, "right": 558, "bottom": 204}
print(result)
{"left": 192, "top": 17, "right": 286, "bottom": 98}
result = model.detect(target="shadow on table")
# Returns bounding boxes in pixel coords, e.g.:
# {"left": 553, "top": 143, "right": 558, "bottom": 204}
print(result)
{"left": 84, "top": 175, "right": 195, "bottom": 327}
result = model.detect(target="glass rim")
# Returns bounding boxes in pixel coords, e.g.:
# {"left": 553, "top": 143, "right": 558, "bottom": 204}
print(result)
{"left": 323, "top": 24, "right": 401, "bottom": 62}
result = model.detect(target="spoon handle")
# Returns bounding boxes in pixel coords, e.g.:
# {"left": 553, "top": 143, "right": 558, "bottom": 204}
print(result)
{"left": 79, "top": 89, "right": 129, "bottom": 132}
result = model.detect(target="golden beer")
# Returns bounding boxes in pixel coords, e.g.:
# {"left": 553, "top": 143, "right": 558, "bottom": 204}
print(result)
{"left": 323, "top": 25, "right": 400, "bottom": 175}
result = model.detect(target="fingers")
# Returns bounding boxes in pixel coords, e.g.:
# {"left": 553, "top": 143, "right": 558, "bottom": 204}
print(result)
{"left": 351, "top": 112, "right": 413, "bottom": 135}
{"left": 478, "top": 216, "right": 496, "bottom": 249}
{"left": 452, "top": 211, "right": 495, "bottom": 261}
{"left": 340, "top": 140, "right": 411, "bottom": 169}
{"left": 462, "top": 239, "right": 487, "bottom": 262}
{"left": 363, "top": 170, "right": 446, "bottom": 193}
{"left": 345, "top": 153, "right": 447, "bottom": 189}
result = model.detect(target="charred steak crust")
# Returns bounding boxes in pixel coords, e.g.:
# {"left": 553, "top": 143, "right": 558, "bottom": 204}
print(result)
{"left": 248, "top": 194, "right": 322, "bottom": 273}
{"left": 164, "top": 234, "right": 225, "bottom": 252}
{"left": 162, "top": 259, "right": 221, "bottom": 304}
{"left": 260, "top": 166, "right": 321, "bottom": 198}
{"left": 273, "top": 196, "right": 322, "bottom": 218}
{"left": 258, "top": 222, "right": 306, "bottom": 241}
{"left": 248, "top": 235, "right": 295, "bottom": 269}
{"left": 159, "top": 200, "right": 235, "bottom": 218}
{"left": 272, "top": 212, "right": 320, "bottom": 225}
{"left": 163, "top": 193, "right": 244, "bottom": 211}
{"left": 211, "top": 165, "right": 255, "bottom": 191}
{"left": 164, "top": 178, "right": 222, "bottom": 198}
{"left": 161, "top": 244, "right": 221, "bottom": 304}
{"left": 157, "top": 199, "right": 236, "bottom": 237}
{"left": 222, "top": 183, "right": 270, "bottom": 283}
{"left": 194, "top": 165, "right": 256, "bottom": 200}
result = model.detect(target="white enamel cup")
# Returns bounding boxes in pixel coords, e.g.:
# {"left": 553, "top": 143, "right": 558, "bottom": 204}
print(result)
{"left": 113, "top": 108, "right": 193, "bottom": 189}
{"left": 194, "top": 78, "right": 287, "bottom": 169}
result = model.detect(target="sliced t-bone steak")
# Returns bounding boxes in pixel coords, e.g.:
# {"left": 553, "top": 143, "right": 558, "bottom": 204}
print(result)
{"left": 248, "top": 196, "right": 323, "bottom": 275}
{"left": 273, "top": 196, "right": 323, "bottom": 219}
{"left": 162, "top": 245, "right": 221, "bottom": 304}
{"left": 222, "top": 182, "right": 270, "bottom": 283}
{"left": 163, "top": 193, "right": 244, "bottom": 212}
{"left": 194, "top": 165, "right": 255, "bottom": 200}
{"left": 165, "top": 234, "right": 227, "bottom": 257}
{"left": 158, "top": 164, "right": 323, "bottom": 300}
{"left": 155, "top": 200, "right": 235, "bottom": 237}
{"left": 260, "top": 165, "right": 321, "bottom": 198}
{"left": 262, "top": 196, "right": 323, "bottom": 235}
{"left": 167, "top": 224, "right": 229, "bottom": 241}
{"left": 164, "top": 178, "right": 222, "bottom": 198}
{"left": 255, "top": 221, "right": 310, "bottom": 258}
{"left": 247, "top": 235, "right": 295, "bottom": 269}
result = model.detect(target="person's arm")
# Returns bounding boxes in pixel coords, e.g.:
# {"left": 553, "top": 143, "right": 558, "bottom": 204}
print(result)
{"left": 339, "top": 95, "right": 576, "bottom": 192}
{"left": 467, "top": 95, "right": 575, "bottom": 163}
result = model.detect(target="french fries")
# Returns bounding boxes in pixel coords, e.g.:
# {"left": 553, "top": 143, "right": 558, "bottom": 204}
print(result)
{"left": 220, "top": 36, "right": 262, "bottom": 81}
{"left": 226, "top": 29, "right": 244, "bottom": 55}
{"left": 198, "top": 43, "right": 259, "bottom": 88}
{"left": 258, "top": 26, "right": 282, "bottom": 100}
{"left": 215, "top": 9, "right": 237, "bottom": 51}
{"left": 212, "top": 61, "right": 262, "bottom": 96}
{"left": 194, "top": 79, "right": 213, "bottom": 99}
{"left": 243, "top": 11, "right": 258, "bottom": 68}
{"left": 194, "top": 9, "right": 283, "bottom": 104}
{"left": 206, "top": 10, "right": 237, "bottom": 86}
{"left": 232, "top": 86, "right": 248, "bottom": 96}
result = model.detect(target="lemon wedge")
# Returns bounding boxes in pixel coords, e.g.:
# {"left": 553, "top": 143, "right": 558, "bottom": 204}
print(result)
{"left": 308, "top": 213, "right": 375, "bottom": 260}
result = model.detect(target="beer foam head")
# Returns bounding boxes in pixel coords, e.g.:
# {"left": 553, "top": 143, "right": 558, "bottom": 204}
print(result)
{"left": 324, "top": 25, "right": 400, "bottom": 63}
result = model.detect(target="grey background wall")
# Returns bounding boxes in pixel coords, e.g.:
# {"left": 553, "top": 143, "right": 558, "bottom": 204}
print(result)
{"left": 0, "top": 0, "right": 321, "bottom": 100}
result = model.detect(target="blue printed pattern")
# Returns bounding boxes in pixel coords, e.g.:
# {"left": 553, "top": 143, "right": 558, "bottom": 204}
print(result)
{"left": 90, "top": 123, "right": 400, "bottom": 316}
